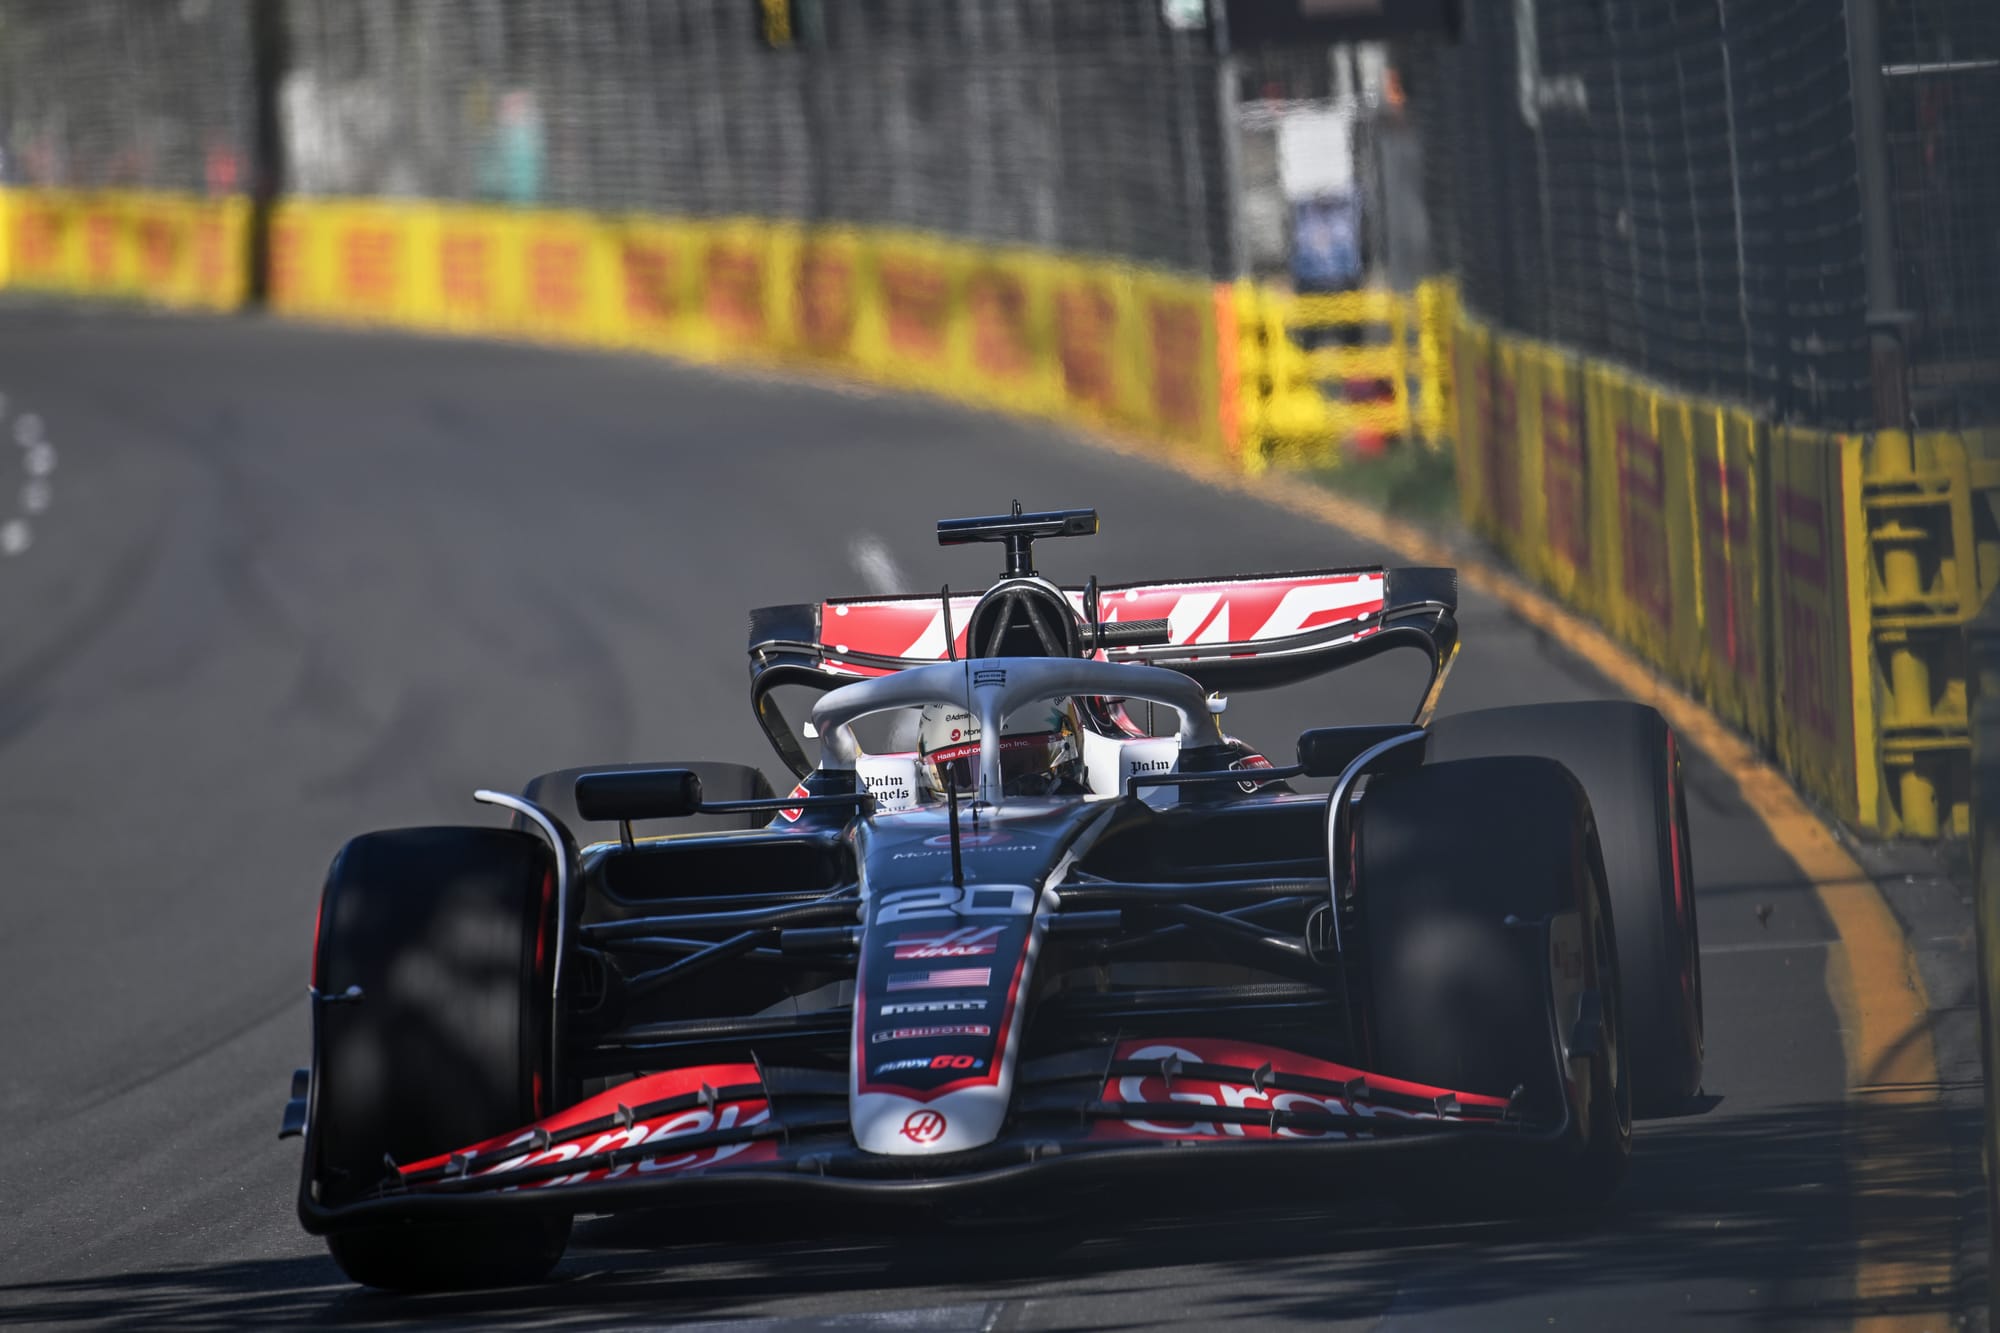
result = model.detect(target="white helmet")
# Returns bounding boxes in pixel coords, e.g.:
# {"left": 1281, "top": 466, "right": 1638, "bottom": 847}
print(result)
{"left": 917, "top": 700, "right": 1081, "bottom": 798}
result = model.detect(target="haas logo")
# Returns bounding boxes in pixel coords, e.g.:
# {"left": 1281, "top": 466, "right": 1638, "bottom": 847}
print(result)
{"left": 900, "top": 1110, "right": 948, "bottom": 1144}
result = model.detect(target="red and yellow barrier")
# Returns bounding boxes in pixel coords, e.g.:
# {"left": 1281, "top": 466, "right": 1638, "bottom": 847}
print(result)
{"left": 0, "top": 187, "right": 1468, "bottom": 483}
{"left": 1452, "top": 302, "right": 1928, "bottom": 835}
{"left": 0, "top": 189, "right": 1225, "bottom": 459}
{"left": 0, "top": 188, "right": 249, "bottom": 311}
{"left": 265, "top": 199, "right": 1225, "bottom": 458}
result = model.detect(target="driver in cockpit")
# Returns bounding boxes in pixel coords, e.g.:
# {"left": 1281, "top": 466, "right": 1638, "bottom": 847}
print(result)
{"left": 913, "top": 700, "right": 1089, "bottom": 799}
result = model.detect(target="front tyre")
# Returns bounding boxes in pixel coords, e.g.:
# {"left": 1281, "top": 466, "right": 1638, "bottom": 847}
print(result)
{"left": 1354, "top": 756, "right": 1631, "bottom": 1209}
{"left": 1429, "top": 702, "right": 1703, "bottom": 1115}
{"left": 310, "top": 827, "right": 571, "bottom": 1290}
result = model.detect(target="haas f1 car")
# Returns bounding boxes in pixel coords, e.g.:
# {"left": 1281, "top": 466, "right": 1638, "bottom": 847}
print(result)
{"left": 285, "top": 507, "right": 1703, "bottom": 1290}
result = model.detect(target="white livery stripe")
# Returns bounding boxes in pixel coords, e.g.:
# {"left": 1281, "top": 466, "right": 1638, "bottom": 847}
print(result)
{"left": 1253, "top": 578, "right": 1386, "bottom": 639}
{"left": 1166, "top": 592, "right": 1221, "bottom": 646}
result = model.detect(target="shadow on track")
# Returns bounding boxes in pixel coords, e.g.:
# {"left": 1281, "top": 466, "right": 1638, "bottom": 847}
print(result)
{"left": 0, "top": 1098, "right": 1972, "bottom": 1330}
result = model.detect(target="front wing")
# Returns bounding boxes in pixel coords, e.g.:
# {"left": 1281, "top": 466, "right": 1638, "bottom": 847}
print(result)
{"left": 298, "top": 1036, "right": 1570, "bottom": 1232}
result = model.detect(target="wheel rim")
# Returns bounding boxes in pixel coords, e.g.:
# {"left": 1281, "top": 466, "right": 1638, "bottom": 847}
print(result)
{"left": 1666, "top": 738, "right": 1704, "bottom": 1063}
{"left": 1595, "top": 901, "right": 1631, "bottom": 1139}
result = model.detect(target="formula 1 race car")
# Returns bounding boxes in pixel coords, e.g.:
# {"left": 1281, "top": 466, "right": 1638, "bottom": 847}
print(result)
{"left": 285, "top": 506, "right": 1704, "bottom": 1290}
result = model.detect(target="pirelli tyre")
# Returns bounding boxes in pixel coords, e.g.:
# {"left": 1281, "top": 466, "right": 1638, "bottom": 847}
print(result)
{"left": 519, "top": 760, "right": 776, "bottom": 840}
{"left": 1354, "top": 756, "right": 1631, "bottom": 1209}
{"left": 309, "top": 827, "right": 570, "bottom": 1290}
{"left": 1427, "top": 702, "right": 1702, "bottom": 1115}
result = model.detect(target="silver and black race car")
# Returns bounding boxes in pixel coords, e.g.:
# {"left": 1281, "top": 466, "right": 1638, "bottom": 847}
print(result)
{"left": 285, "top": 506, "right": 1703, "bottom": 1291}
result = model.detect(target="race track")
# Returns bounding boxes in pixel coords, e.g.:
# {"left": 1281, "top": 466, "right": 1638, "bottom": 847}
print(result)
{"left": 0, "top": 306, "right": 1962, "bottom": 1329}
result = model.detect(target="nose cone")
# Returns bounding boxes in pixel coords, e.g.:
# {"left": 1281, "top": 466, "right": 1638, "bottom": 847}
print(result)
{"left": 852, "top": 1086, "right": 1013, "bottom": 1156}
{"left": 847, "top": 878, "right": 1047, "bottom": 1156}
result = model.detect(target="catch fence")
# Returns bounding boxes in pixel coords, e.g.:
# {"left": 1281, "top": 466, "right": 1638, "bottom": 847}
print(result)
{"left": 1413, "top": 0, "right": 1876, "bottom": 428}
{"left": 274, "top": 0, "right": 1234, "bottom": 279}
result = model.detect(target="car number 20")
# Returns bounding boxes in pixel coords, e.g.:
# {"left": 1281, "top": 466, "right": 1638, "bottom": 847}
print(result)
{"left": 876, "top": 885, "right": 1036, "bottom": 923}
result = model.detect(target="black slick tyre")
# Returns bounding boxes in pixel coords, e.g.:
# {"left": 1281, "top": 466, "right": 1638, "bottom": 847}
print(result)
{"left": 520, "top": 760, "right": 776, "bottom": 839}
{"left": 310, "top": 827, "right": 570, "bottom": 1290}
{"left": 1427, "top": 701, "right": 1702, "bottom": 1115}
{"left": 1354, "top": 756, "right": 1631, "bottom": 1209}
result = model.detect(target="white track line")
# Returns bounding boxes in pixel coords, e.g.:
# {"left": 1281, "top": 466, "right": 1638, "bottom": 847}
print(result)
{"left": 3, "top": 403, "right": 55, "bottom": 558}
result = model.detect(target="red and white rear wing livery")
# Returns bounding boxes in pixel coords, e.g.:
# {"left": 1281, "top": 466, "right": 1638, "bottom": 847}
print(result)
{"left": 816, "top": 571, "right": 1386, "bottom": 671}
{"left": 748, "top": 566, "right": 1457, "bottom": 776}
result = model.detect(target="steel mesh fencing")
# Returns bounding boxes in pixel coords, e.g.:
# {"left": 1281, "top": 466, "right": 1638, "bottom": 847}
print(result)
{"left": 1878, "top": 0, "right": 2000, "bottom": 427}
{"left": 1412, "top": 0, "right": 1878, "bottom": 427}
{"left": 274, "top": 0, "right": 1234, "bottom": 277}
{"left": 0, "top": 0, "right": 254, "bottom": 195}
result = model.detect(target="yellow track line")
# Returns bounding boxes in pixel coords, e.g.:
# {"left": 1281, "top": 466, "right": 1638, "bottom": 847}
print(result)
{"left": 1076, "top": 434, "right": 1951, "bottom": 1330}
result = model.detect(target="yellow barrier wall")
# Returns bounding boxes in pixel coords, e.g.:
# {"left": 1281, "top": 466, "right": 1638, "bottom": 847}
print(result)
{"left": 1454, "top": 292, "right": 1896, "bottom": 832}
{"left": 266, "top": 198, "right": 1225, "bottom": 459}
{"left": 0, "top": 188, "right": 1226, "bottom": 460}
{"left": 0, "top": 188, "right": 1462, "bottom": 483}
{"left": 1694, "top": 406, "right": 1773, "bottom": 747}
{"left": 1529, "top": 343, "right": 1592, "bottom": 610}
{"left": 2, "top": 188, "right": 249, "bottom": 311}
{"left": 1771, "top": 425, "right": 1879, "bottom": 830}
{"left": 1485, "top": 337, "right": 1530, "bottom": 568}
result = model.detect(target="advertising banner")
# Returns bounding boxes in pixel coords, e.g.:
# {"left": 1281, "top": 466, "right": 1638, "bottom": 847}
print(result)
{"left": 1532, "top": 343, "right": 1592, "bottom": 610}
{"left": 1693, "top": 405, "right": 1772, "bottom": 745}
{"left": 1449, "top": 313, "right": 1493, "bottom": 538}
{"left": 13, "top": 193, "right": 1226, "bottom": 466}
{"left": 2, "top": 189, "right": 247, "bottom": 311}
{"left": 1484, "top": 338, "right": 1526, "bottom": 565}
{"left": 1771, "top": 426, "right": 1877, "bottom": 829}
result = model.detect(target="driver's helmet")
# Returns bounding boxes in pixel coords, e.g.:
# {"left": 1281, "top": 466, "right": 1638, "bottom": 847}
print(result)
{"left": 917, "top": 700, "right": 1082, "bottom": 798}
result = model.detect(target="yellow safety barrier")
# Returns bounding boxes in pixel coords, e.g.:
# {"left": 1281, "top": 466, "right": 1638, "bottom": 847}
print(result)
{"left": 1450, "top": 295, "right": 1940, "bottom": 835}
{"left": 0, "top": 186, "right": 1461, "bottom": 488}
{"left": 0, "top": 187, "right": 249, "bottom": 311}
{"left": 1231, "top": 277, "right": 1455, "bottom": 469}
{"left": 1693, "top": 404, "right": 1773, "bottom": 748}
{"left": 1770, "top": 425, "right": 1879, "bottom": 832}
{"left": 1859, "top": 428, "right": 2000, "bottom": 836}
{"left": 261, "top": 198, "right": 1226, "bottom": 459}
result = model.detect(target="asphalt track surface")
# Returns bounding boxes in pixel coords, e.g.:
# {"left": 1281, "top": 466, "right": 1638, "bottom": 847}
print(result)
{"left": 0, "top": 306, "right": 1970, "bottom": 1330}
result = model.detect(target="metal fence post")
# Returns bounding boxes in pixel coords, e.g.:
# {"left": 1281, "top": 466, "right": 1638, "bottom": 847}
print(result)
{"left": 246, "top": 0, "right": 288, "bottom": 307}
{"left": 1967, "top": 587, "right": 2000, "bottom": 1303}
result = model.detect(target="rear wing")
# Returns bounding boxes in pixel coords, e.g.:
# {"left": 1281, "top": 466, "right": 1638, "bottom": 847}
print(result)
{"left": 748, "top": 566, "right": 1458, "bottom": 776}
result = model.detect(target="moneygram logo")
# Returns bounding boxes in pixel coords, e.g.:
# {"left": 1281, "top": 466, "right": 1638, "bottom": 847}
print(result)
{"left": 874, "top": 1054, "right": 987, "bottom": 1075}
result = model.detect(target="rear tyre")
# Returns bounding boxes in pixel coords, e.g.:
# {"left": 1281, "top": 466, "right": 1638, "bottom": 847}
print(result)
{"left": 520, "top": 760, "right": 776, "bottom": 840}
{"left": 311, "top": 827, "right": 571, "bottom": 1290}
{"left": 1355, "top": 756, "right": 1631, "bottom": 1210}
{"left": 1428, "top": 702, "right": 1703, "bottom": 1114}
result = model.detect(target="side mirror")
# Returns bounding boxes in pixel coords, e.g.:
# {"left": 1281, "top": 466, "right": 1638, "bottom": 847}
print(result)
{"left": 573, "top": 768, "right": 704, "bottom": 822}
{"left": 1296, "top": 724, "right": 1426, "bottom": 778}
